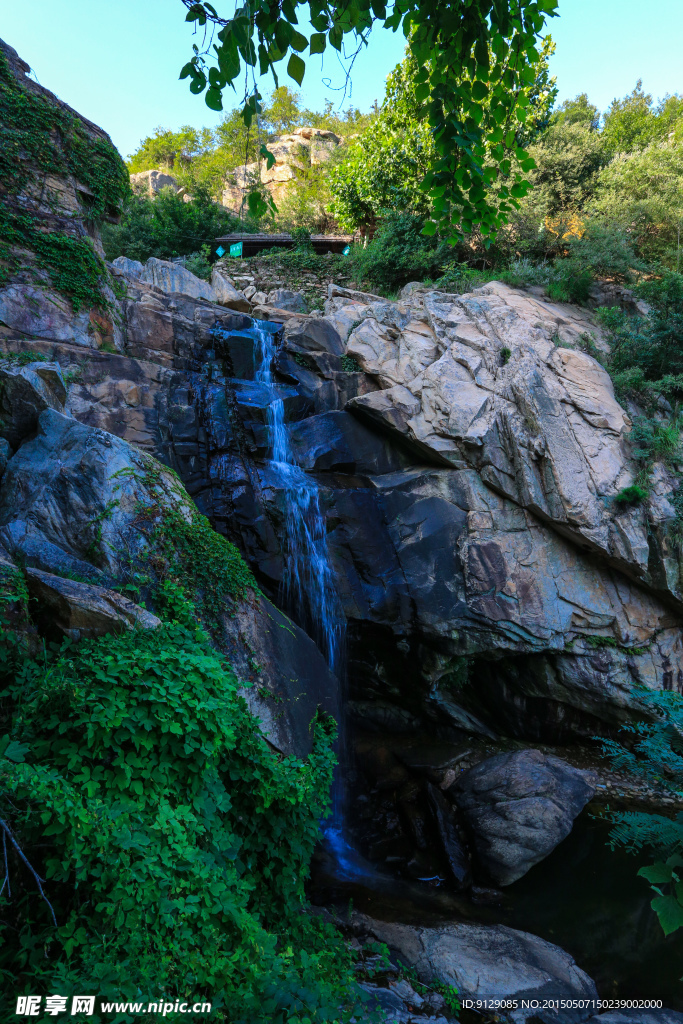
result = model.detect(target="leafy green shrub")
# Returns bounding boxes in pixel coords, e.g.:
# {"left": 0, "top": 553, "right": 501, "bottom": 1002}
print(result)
{"left": 598, "top": 273, "right": 683, "bottom": 382}
{"left": 349, "top": 213, "right": 452, "bottom": 294}
{"left": 0, "top": 619, "right": 357, "bottom": 1020}
{"left": 101, "top": 185, "right": 253, "bottom": 263}
{"left": 341, "top": 355, "right": 361, "bottom": 372}
{"left": 183, "top": 244, "right": 213, "bottom": 281}
{"left": 500, "top": 347, "right": 511, "bottom": 365}
{"left": 629, "top": 415, "right": 682, "bottom": 467}
{"left": 614, "top": 484, "right": 648, "bottom": 506}
{"left": 599, "top": 687, "right": 683, "bottom": 936}
{"left": 291, "top": 227, "right": 313, "bottom": 249}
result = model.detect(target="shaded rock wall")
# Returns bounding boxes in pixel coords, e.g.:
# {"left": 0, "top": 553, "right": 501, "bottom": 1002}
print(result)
{"left": 4, "top": 267, "right": 681, "bottom": 745}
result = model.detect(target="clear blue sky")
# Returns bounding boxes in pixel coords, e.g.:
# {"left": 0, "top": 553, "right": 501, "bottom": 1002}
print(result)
{"left": 1, "top": 0, "right": 682, "bottom": 159}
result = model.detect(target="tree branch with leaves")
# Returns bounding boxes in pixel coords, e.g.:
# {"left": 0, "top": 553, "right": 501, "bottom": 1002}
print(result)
{"left": 178, "top": 0, "right": 558, "bottom": 233}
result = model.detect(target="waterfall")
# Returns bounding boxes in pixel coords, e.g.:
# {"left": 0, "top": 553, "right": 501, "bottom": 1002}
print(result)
{"left": 253, "top": 323, "right": 344, "bottom": 670}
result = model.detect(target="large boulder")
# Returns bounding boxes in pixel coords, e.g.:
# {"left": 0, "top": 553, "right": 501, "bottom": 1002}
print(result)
{"left": 353, "top": 915, "right": 598, "bottom": 1023}
{"left": 0, "top": 283, "right": 101, "bottom": 347}
{"left": 267, "top": 288, "right": 307, "bottom": 313}
{"left": 129, "top": 169, "right": 179, "bottom": 195}
{"left": 26, "top": 566, "right": 161, "bottom": 638}
{"left": 210, "top": 268, "right": 252, "bottom": 312}
{"left": 0, "top": 408, "right": 187, "bottom": 580}
{"left": 343, "top": 281, "right": 683, "bottom": 607}
{"left": 452, "top": 749, "right": 596, "bottom": 885}
{"left": 140, "top": 257, "right": 217, "bottom": 302}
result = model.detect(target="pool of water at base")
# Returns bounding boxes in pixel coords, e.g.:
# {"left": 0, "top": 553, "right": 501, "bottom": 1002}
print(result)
{"left": 309, "top": 807, "right": 683, "bottom": 1008}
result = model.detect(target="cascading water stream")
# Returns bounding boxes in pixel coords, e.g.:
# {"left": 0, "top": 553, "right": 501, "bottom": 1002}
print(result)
{"left": 250, "top": 323, "right": 368, "bottom": 875}
{"left": 253, "top": 325, "right": 343, "bottom": 670}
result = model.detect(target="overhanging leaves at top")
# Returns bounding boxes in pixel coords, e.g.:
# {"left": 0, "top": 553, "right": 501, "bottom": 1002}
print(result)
{"left": 178, "top": 0, "right": 558, "bottom": 240}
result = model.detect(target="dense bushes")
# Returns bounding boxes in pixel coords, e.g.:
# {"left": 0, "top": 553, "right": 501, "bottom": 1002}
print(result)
{"left": 0, "top": 601, "right": 358, "bottom": 1021}
{"left": 600, "top": 272, "right": 683, "bottom": 383}
{"left": 101, "top": 185, "right": 250, "bottom": 264}
{"left": 349, "top": 213, "right": 452, "bottom": 293}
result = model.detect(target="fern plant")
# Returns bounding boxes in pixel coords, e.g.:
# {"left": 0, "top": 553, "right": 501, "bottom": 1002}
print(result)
{"left": 599, "top": 687, "right": 683, "bottom": 935}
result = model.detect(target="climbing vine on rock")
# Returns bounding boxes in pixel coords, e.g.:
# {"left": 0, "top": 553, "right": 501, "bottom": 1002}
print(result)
{"left": 0, "top": 47, "right": 129, "bottom": 309}
{"left": 178, "top": 0, "right": 558, "bottom": 238}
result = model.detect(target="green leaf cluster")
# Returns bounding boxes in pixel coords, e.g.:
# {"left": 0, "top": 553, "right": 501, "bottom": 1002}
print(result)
{"left": 599, "top": 687, "right": 683, "bottom": 937}
{"left": 0, "top": 615, "right": 359, "bottom": 1020}
{"left": 175, "top": 0, "right": 558, "bottom": 241}
{"left": 328, "top": 40, "right": 557, "bottom": 235}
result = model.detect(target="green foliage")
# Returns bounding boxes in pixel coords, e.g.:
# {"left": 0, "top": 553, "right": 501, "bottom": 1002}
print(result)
{"left": 601, "top": 80, "right": 683, "bottom": 156}
{"left": 184, "top": 244, "right": 214, "bottom": 280}
{"left": 551, "top": 93, "right": 601, "bottom": 132}
{"left": 33, "top": 233, "right": 109, "bottom": 314}
{"left": 600, "top": 274, "right": 683, "bottom": 381}
{"left": 128, "top": 124, "right": 218, "bottom": 174}
{"left": 0, "top": 617, "right": 357, "bottom": 1019}
{"left": 0, "top": 47, "right": 128, "bottom": 307}
{"left": 599, "top": 687, "right": 683, "bottom": 936}
{"left": 118, "top": 457, "right": 257, "bottom": 625}
{"left": 101, "top": 184, "right": 250, "bottom": 263}
{"left": 341, "top": 355, "right": 361, "bottom": 372}
{"left": 150, "top": 504, "right": 257, "bottom": 620}
{"left": 500, "top": 347, "right": 511, "bottom": 365}
{"left": 329, "top": 41, "right": 556, "bottom": 235}
{"left": 329, "top": 55, "right": 436, "bottom": 233}
{"left": 177, "top": 0, "right": 559, "bottom": 241}
{"left": 614, "top": 484, "right": 648, "bottom": 506}
{"left": 0, "top": 349, "right": 42, "bottom": 366}
{"left": 629, "top": 415, "right": 682, "bottom": 467}
{"left": 589, "top": 139, "right": 683, "bottom": 267}
{"left": 349, "top": 212, "right": 452, "bottom": 293}
{"left": 255, "top": 246, "right": 347, "bottom": 280}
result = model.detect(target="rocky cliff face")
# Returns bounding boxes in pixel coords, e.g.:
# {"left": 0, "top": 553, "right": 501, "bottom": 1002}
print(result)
{"left": 222, "top": 125, "right": 343, "bottom": 212}
{"left": 5, "top": 255, "right": 681, "bottom": 743}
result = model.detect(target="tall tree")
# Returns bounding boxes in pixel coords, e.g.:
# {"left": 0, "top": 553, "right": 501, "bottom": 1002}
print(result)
{"left": 329, "top": 39, "right": 556, "bottom": 233}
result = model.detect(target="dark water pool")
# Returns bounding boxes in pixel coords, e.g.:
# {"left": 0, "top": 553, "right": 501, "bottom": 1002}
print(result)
{"left": 310, "top": 808, "right": 683, "bottom": 1007}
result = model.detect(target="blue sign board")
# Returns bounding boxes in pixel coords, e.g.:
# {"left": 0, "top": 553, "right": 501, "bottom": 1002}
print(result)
{"left": 342, "top": 245, "right": 351, "bottom": 256}
{"left": 215, "top": 245, "right": 226, "bottom": 257}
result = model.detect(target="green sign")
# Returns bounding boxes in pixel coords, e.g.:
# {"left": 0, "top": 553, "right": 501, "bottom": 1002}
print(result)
{"left": 229, "top": 241, "right": 243, "bottom": 258}
{"left": 342, "top": 245, "right": 351, "bottom": 256}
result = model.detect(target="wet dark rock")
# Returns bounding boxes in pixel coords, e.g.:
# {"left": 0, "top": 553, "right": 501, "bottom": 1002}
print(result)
{"left": 426, "top": 782, "right": 471, "bottom": 889}
{"left": 453, "top": 749, "right": 597, "bottom": 885}
{"left": 357, "top": 982, "right": 406, "bottom": 1015}
{"left": 348, "top": 700, "right": 421, "bottom": 734}
{"left": 0, "top": 438, "right": 12, "bottom": 477}
{"left": 222, "top": 591, "right": 339, "bottom": 759}
{"left": 288, "top": 410, "right": 411, "bottom": 475}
